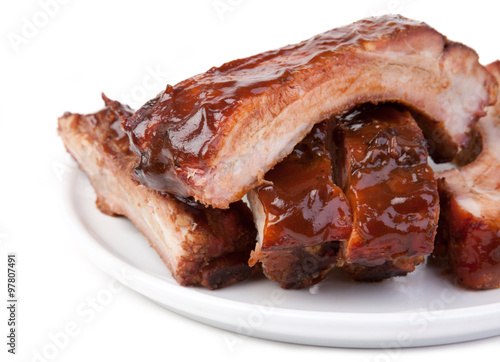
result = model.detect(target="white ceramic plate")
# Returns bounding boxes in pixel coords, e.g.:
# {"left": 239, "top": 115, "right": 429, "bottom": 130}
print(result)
{"left": 64, "top": 169, "right": 500, "bottom": 348}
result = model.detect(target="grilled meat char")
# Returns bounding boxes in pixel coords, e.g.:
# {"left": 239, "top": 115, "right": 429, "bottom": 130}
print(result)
{"left": 58, "top": 96, "right": 257, "bottom": 289}
{"left": 333, "top": 106, "right": 440, "bottom": 281}
{"left": 247, "top": 123, "right": 352, "bottom": 288}
{"left": 434, "top": 61, "right": 500, "bottom": 290}
{"left": 123, "top": 15, "right": 496, "bottom": 209}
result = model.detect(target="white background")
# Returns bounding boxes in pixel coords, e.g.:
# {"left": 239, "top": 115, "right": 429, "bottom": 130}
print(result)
{"left": 1, "top": 0, "right": 500, "bottom": 361}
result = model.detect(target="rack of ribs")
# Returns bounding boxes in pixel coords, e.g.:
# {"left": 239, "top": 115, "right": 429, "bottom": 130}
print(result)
{"left": 123, "top": 15, "right": 496, "bottom": 209}
{"left": 332, "top": 105, "right": 440, "bottom": 281}
{"left": 59, "top": 15, "right": 500, "bottom": 290}
{"left": 433, "top": 61, "right": 500, "bottom": 290}
{"left": 58, "top": 96, "right": 257, "bottom": 289}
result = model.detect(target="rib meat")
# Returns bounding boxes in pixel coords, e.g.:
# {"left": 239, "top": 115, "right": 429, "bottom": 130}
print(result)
{"left": 247, "top": 123, "right": 352, "bottom": 288}
{"left": 123, "top": 14, "right": 497, "bottom": 208}
{"left": 434, "top": 61, "right": 500, "bottom": 289}
{"left": 332, "top": 105, "right": 440, "bottom": 281}
{"left": 58, "top": 96, "right": 257, "bottom": 289}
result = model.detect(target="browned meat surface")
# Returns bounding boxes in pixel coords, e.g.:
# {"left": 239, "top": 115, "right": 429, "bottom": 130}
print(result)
{"left": 123, "top": 14, "right": 497, "bottom": 208}
{"left": 58, "top": 95, "right": 257, "bottom": 289}
{"left": 434, "top": 61, "right": 500, "bottom": 290}
{"left": 249, "top": 241, "right": 340, "bottom": 289}
{"left": 333, "top": 106, "right": 440, "bottom": 281}
{"left": 247, "top": 123, "right": 352, "bottom": 288}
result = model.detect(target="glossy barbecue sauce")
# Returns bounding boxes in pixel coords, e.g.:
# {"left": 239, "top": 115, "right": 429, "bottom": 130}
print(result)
{"left": 121, "top": 16, "right": 425, "bottom": 196}
{"left": 333, "top": 105, "right": 439, "bottom": 266}
{"left": 254, "top": 122, "right": 352, "bottom": 250}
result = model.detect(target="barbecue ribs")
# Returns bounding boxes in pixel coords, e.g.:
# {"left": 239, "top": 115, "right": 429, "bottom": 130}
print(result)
{"left": 123, "top": 15, "right": 496, "bottom": 208}
{"left": 58, "top": 96, "right": 257, "bottom": 289}
{"left": 434, "top": 61, "right": 500, "bottom": 289}
{"left": 247, "top": 123, "right": 352, "bottom": 288}
{"left": 333, "top": 105, "right": 440, "bottom": 281}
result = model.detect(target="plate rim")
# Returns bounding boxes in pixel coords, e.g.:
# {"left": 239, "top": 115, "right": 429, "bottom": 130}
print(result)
{"left": 62, "top": 168, "right": 500, "bottom": 348}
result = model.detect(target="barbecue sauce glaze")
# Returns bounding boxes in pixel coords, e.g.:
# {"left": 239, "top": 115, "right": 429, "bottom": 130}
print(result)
{"left": 333, "top": 105, "right": 440, "bottom": 268}
{"left": 254, "top": 122, "right": 352, "bottom": 251}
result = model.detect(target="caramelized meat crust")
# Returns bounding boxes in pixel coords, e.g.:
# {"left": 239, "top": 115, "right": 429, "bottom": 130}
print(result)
{"left": 58, "top": 96, "right": 257, "bottom": 289}
{"left": 123, "top": 14, "right": 497, "bottom": 208}
{"left": 249, "top": 241, "right": 340, "bottom": 289}
{"left": 333, "top": 106, "right": 440, "bottom": 281}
